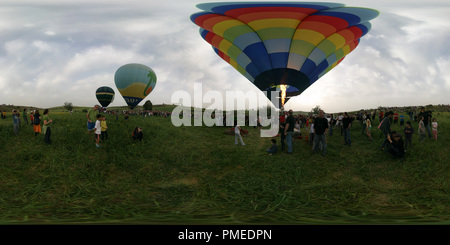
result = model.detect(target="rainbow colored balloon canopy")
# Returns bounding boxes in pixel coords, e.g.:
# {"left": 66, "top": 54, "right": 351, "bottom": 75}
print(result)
{"left": 191, "top": 2, "right": 379, "bottom": 107}
{"left": 114, "top": 63, "right": 157, "bottom": 110}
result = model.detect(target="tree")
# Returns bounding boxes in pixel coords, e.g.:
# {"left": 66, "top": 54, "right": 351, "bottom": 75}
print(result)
{"left": 311, "top": 105, "right": 322, "bottom": 115}
{"left": 143, "top": 100, "right": 153, "bottom": 111}
{"left": 64, "top": 102, "right": 74, "bottom": 111}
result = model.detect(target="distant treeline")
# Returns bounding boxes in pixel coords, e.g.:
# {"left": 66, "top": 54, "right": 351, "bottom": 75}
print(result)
{"left": 1, "top": 103, "right": 449, "bottom": 114}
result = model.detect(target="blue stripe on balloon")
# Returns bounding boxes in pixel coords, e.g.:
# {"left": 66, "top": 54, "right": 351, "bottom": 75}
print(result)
{"left": 243, "top": 42, "right": 272, "bottom": 72}
{"left": 269, "top": 52, "right": 289, "bottom": 69}
{"left": 300, "top": 58, "right": 317, "bottom": 75}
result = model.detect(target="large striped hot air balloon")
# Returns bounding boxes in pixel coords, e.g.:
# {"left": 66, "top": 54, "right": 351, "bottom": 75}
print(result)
{"left": 95, "top": 86, "right": 115, "bottom": 108}
{"left": 190, "top": 2, "right": 379, "bottom": 107}
{"left": 114, "top": 63, "right": 157, "bottom": 109}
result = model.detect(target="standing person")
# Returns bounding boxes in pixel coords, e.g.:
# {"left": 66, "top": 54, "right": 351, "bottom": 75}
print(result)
{"left": 95, "top": 114, "right": 102, "bottom": 148}
{"left": 379, "top": 111, "right": 384, "bottom": 123}
{"left": 308, "top": 118, "right": 315, "bottom": 146}
{"left": 101, "top": 115, "right": 108, "bottom": 142}
{"left": 87, "top": 105, "right": 100, "bottom": 137}
{"left": 17, "top": 111, "right": 21, "bottom": 127}
{"left": 12, "top": 110, "right": 20, "bottom": 136}
{"left": 328, "top": 114, "right": 334, "bottom": 136}
{"left": 30, "top": 110, "right": 35, "bottom": 127}
{"left": 393, "top": 111, "right": 399, "bottom": 124}
{"left": 284, "top": 109, "right": 295, "bottom": 154}
{"left": 42, "top": 109, "right": 53, "bottom": 144}
{"left": 399, "top": 113, "right": 405, "bottom": 126}
{"left": 380, "top": 111, "right": 393, "bottom": 152}
{"left": 234, "top": 123, "right": 245, "bottom": 146}
{"left": 404, "top": 121, "right": 414, "bottom": 151}
{"left": 23, "top": 108, "right": 28, "bottom": 125}
{"left": 293, "top": 121, "right": 301, "bottom": 142}
{"left": 279, "top": 113, "right": 286, "bottom": 125}
{"left": 365, "top": 115, "right": 373, "bottom": 141}
{"left": 312, "top": 110, "right": 329, "bottom": 156}
{"left": 361, "top": 113, "right": 367, "bottom": 135}
{"left": 337, "top": 113, "right": 344, "bottom": 135}
{"left": 418, "top": 107, "right": 432, "bottom": 138}
{"left": 418, "top": 116, "right": 426, "bottom": 142}
{"left": 431, "top": 118, "right": 438, "bottom": 140}
{"left": 279, "top": 122, "right": 286, "bottom": 152}
{"left": 33, "top": 110, "right": 42, "bottom": 138}
{"left": 257, "top": 115, "right": 262, "bottom": 131}
{"left": 342, "top": 112, "right": 352, "bottom": 146}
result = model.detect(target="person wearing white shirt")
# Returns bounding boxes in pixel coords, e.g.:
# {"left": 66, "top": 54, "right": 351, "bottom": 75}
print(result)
{"left": 95, "top": 114, "right": 102, "bottom": 148}
{"left": 234, "top": 124, "right": 245, "bottom": 146}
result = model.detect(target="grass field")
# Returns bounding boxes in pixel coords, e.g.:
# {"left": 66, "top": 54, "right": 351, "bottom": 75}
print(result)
{"left": 0, "top": 107, "right": 449, "bottom": 224}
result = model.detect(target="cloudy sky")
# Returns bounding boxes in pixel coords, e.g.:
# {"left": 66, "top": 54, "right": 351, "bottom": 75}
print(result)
{"left": 0, "top": 0, "right": 449, "bottom": 113}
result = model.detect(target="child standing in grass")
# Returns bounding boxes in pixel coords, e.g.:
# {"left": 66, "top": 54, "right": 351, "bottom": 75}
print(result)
{"left": 404, "top": 121, "right": 414, "bottom": 151}
{"left": 431, "top": 118, "right": 438, "bottom": 140}
{"left": 418, "top": 116, "right": 426, "bottom": 142}
{"left": 95, "top": 114, "right": 102, "bottom": 148}
{"left": 101, "top": 115, "right": 108, "bottom": 142}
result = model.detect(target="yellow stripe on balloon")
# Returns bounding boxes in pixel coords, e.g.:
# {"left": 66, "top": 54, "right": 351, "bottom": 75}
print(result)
{"left": 248, "top": 18, "right": 299, "bottom": 31}
{"left": 213, "top": 19, "right": 244, "bottom": 37}
{"left": 342, "top": 45, "right": 351, "bottom": 55}
{"left": 219, "top": 39, "right": 233, "bottom": 53}
{"left": 293, "top": 29, "right": 325, "bottom": 46}
{"left": 229, "top": 59, "right": 238, "bottom": 69}
{"left": 327, "top": 33, "right": 346, "bottom": 50}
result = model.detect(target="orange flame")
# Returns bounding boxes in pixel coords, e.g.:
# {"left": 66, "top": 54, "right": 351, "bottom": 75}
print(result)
{"left": 280, "top": 85, "right": 287, "bottom": 107}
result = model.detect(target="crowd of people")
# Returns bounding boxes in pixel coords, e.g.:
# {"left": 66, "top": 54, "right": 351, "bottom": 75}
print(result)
{"left": 258, "top": 106, "right": 439, "bottom": 160}
{"left": 7, "top": 108, "right": 53, "bottom": 144}
{"left": 2, "top": 103, "right": 178, "bottom": 149}
{"left": 3, "top": 104, "right": 441, "bottom": 159}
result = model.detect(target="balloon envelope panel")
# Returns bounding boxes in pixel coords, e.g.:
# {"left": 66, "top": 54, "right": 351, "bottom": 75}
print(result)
{"left": 114, "top": 63, "right": 157, "bottom": 109}
{"left": 191, "top": 2, "right": 379, "bottom": 103}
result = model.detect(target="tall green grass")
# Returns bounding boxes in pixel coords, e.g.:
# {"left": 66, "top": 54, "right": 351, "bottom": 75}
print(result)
{"left": 0, "top": 110, "right": 448, "bottom": 224}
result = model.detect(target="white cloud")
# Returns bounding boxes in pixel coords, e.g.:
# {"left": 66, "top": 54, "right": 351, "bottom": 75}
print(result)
{"left": 0, "top": 0, "right": 448, "bottom": 111}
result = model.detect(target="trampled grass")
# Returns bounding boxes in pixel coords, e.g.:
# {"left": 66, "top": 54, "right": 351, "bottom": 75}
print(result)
{"left": 0, "top": 109, "right": 449, "bottom": 224}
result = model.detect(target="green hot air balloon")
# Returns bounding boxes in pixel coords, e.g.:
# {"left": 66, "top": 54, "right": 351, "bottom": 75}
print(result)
{"left": 95, "top": 86, "right": 115, "bottom": 108}
{"left": 114, "top": 63, "right": 157, "bottom": 109}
